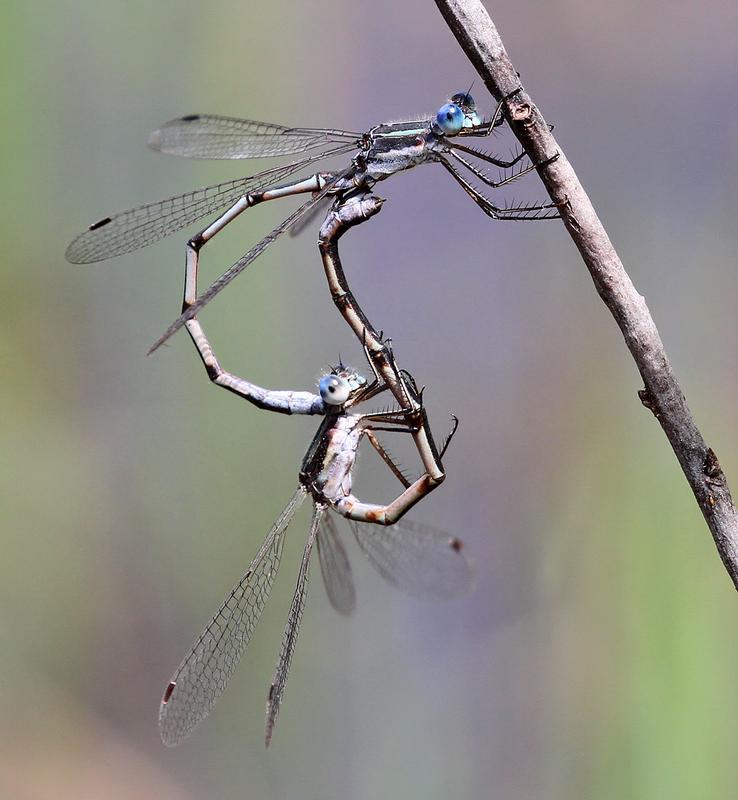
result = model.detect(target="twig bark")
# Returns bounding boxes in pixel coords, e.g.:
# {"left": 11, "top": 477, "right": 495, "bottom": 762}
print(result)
{"left": 434, "top": 0, "right": 738, "bottom": 590}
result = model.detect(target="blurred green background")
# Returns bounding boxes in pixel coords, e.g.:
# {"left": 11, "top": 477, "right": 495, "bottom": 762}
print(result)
{"left": 2, "top": 1, "right": 738, "bottom": 797}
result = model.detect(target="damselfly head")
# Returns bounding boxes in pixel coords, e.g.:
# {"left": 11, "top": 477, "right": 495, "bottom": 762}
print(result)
{"left": 436, "top": 92, "right": 482, "bottom": 136}
{"left": 435, "top": 91, "right": 481, "bottom": 136}
{"left": 319, "top": 367, "right": 366, "bottom": 406}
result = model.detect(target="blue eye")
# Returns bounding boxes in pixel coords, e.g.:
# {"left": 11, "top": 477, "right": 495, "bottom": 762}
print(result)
{"left": 436, "top": 103, "right": 464, "bottom": 136}
{"left": 319, "top": 374, "right": 350, "bottom": 406}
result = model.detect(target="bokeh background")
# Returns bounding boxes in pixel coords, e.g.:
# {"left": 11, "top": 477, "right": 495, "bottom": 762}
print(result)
{"left": 3, "top": 1, "right": 738, "bottom": 797}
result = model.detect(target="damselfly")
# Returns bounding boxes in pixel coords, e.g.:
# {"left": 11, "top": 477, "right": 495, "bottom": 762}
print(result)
{"left": 159, "top": 312, "right": 468, "bottom": 747}
{"left": 65, "top": 91, "right": 558, "bottom": 355}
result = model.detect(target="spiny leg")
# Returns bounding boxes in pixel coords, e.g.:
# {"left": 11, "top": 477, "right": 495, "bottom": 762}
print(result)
{"left": 366, "top": 430, "right": 412, "bottom": 488}
{"left": 334, "top": 407, "right": 459, "bottom": 527}
{"left": 448, "top": 139, "right": 528, "bottom": 170}
{"left": 439, "top": 415, "right": 459, "bottom": 460}
{"left": 439, "top": 156, "right": 560, "bottom": 220}
{"left": 446, "top": 149, "right": 537, "bottom": 189}
{"left": 363, "top": 404, "right": 442, "bottom": 490}
{"left": 348, "top": 419, "right": 453, "bottom": 522}
{"left": 347, "top": 407, "right": 470, "bottom": 599}
{"left": 335, "top": 450, "right": 439, "bottom": 525}
{"left": 335, "top": 470, "right": 438, "bottom": 526}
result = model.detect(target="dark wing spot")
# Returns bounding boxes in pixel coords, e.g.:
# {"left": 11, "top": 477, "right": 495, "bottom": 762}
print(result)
{"left": 449, "top": 537, "right": 463, "bottom": 552}
{"left": 89, "top": 217, "right": 112, "bottom": 231}
{"left": 180, "top": 114, "right": 200, "bottom": 122}
{"left": 162, "top": 681, "right": 176, "bottom": 704}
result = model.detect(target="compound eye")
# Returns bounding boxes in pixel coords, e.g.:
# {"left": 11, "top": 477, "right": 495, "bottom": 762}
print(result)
{"left": 319, "top": 374, "right": 350, "bottom": 406}
{"left": 436, "top": 103, "right": 464, "bottom": 136}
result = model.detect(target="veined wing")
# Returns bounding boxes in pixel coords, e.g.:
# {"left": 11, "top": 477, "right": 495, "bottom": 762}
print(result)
{"left": 317, "top": 512, "right": 356, "bottom": 615}
{"left": 158, "top": 488, "right": 306, "bottom": 747}
{"left": 350, "top": 517, "right": 471, "bottom": 600}
{"left": 149, "top": 114, "right": 361, "bottom": 159}
{"left": 148, "top": 167, "right": 349, "bottom": 354}
{"left": 288, "top": 194, "right": 332, "bottom": 238}
{"left": 265, "top": 504, "right": 322, "bottom": 747}
{"left": 65, "top": 143, "right": 355, "bottom": 263}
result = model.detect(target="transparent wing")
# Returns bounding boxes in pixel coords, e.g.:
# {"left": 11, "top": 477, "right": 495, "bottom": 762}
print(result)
{"left": 148, "top": 114, "right": 360, "bottom": 159}
{"left": 316, "top": 512, "right": 356, "bottom": 615}
{"left": 350, "top": 517, "right": 471, "bottom": 600}
{"left": 264, "top": 504, "right": 322, "bottom": 747}
{"left": 148, "top": 168, "right": 348, "bottom": 354}
{"left": 289, "top": 194, "right": 333, "bottom": 237}
{"left": 65, "top": 144, "right": 355, "bottom": 263}
{"left": 158, "top": 488, "right": 306, "bottom": 747}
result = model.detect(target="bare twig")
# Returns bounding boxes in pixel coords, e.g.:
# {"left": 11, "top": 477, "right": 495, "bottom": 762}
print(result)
{"left": 434, "top": 0, "right": 738, "bottom": 589}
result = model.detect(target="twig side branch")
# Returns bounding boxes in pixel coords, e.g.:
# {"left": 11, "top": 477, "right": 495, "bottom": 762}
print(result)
{"left": 434, "top": 0, "right": 738, "bottom": 589}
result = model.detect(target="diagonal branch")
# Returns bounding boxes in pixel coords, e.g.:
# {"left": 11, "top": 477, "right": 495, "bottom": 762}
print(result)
{"left": 434, "top": 0, "right": 738, "bottom": 590}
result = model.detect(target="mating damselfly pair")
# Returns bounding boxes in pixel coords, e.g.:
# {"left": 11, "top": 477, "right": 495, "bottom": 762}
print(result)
{"left": 67, "top": 90, "right": 557, "bottom": 745}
